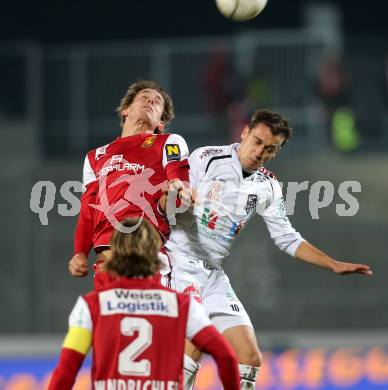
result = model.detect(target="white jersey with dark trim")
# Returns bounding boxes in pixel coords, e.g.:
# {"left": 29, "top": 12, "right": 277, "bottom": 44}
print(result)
{"left": 166, "top": 144, "right": 303, "bottom": 268}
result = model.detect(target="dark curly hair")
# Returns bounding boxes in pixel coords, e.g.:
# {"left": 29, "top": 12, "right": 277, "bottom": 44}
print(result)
{"left": 248, "top": 109, "right": 293, "bottom": 146}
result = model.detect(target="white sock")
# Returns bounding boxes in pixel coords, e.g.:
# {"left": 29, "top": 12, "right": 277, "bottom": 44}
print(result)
{"left": 183, "top": 354, "right": 201, "bottom": 390}
{"left": 239, "top": 363, "right": 259, "bottom": 390}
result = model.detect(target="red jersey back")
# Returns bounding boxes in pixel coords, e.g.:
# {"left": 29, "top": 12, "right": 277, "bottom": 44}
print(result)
{"left": 74, "top": 132, "right": 189, "bottom": 254}
{"left": 81, "top": 277, "right": 206, "bottom": 389}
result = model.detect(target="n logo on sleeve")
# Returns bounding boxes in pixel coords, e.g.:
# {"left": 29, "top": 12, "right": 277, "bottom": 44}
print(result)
{"left": 165, "top": 144, "right": 181, "bottom": 162}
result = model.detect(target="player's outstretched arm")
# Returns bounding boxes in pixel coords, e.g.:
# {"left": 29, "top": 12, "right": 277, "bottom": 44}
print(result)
{"left": 192, "top": 326, "right": 240, "bottom": 390}
{"left": 295, "top": 241, "right": 373, "bottom": 276}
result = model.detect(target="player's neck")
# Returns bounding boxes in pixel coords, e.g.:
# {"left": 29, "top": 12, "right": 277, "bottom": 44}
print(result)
{"left": 121, "top": 119, "right": 154, "bottom": 137}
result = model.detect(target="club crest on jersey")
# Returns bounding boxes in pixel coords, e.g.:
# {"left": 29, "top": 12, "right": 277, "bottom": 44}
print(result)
{"left": 245, "top": 194, "right": 258, "bottom": 214}
{"left": 165, "top": 144, "right": 181, "bottom": 161}
{"left": 95, "top": 145, "right": 108, "bottom": 160}
{"left": 141, "top": 135, "right": 157, "bottom": 148}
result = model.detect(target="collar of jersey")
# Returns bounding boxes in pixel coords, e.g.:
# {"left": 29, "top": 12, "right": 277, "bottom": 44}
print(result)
{"left": 114, "top": 132, "right": 154, "bottom": 142}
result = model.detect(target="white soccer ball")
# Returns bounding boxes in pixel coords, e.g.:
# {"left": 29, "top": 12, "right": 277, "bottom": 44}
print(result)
{"left": 215, "top": 0, "right": 268, "bottom": 21}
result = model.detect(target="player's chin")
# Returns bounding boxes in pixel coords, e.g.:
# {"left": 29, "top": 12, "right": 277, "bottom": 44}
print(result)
{"left": 244, "top": 161, "right": 261, "bottom": 172}
{"left": 139, "top": 111, "right": 155, "bottom": 123}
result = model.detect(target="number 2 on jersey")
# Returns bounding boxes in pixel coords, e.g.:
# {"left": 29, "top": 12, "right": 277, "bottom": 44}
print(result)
{"left": 118, "top": 318, "right": 152, "bottom": 376}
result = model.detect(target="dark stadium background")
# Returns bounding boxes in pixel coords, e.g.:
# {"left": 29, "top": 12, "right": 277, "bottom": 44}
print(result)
{"left": 1, "top": 0, "right": 388, "bottom": 42}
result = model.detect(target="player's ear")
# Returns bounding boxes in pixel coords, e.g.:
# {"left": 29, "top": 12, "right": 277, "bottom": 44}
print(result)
{"left": 241, "top": 125, "right": 249, "bottom": 141}
{"left": 121, "top": 107, "right": 129, "bottom": 119}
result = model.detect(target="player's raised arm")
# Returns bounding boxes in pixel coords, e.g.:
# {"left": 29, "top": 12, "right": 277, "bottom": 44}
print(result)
{"left": 186, "top": 297, "right": 240, "bottom": 390}
{"left": 262, "top": 179, "right": 372, "bottom": 275}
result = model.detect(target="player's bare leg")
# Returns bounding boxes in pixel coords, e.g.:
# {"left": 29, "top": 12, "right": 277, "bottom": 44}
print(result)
{"left": 223, "top": 325, "right": 262, "bottom": 389}
{"left": 183, "top": 325, "right": 261, "bottom": 390}
{"left": 183, "top": 340, "right": 202, "bottom": 390}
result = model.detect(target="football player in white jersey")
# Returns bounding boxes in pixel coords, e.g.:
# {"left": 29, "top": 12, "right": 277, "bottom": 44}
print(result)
{"left": 164, "top": 109, "right": 372, "bottom": 390}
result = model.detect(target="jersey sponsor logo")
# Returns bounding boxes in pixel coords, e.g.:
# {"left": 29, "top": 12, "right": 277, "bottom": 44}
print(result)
{"left": 206, "top": 180, "right": 224, "bottom": 202}
{"left": 165, "top": 144, "right": 181, "bottom": 162}
{"left": 141, "top": 135, "right": 157, "bottom": 148}
{"left": 245, "top": 194, "right": 258, "bottom": 214}
{"left": 191, "top": 222, "right": 217, "bottom": 239}
{"left": 200, "top": 208, "right": 218, "bottom": 230}
{"left": 99, "top": 289, "right": 178, "bottom": 317}
{"left": 182, "top": 284, "right": 202, "bottom": 303}
{"left": 94, "top": 379, "right": 179, "bottom": 390}
{"left": 114, "top": 289, "right": 162, "bottom": 300}
{"left": 199, "top": 147, "right": 223, "bottom": 159}
{"left": 97, "top": 162, "right": 145, "bottom": 178}
{"left": 95, "top": 145, "right": 108, "bottom": 160}
{"left": 110, "top": 154, "right": 124, "bottom": 164}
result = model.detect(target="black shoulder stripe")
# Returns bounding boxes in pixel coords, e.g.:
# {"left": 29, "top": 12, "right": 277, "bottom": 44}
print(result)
{"left": 269, "top": 179, "right": 274, "bottom": 194}
{"left": 205, "top": 155, "right": 232, "bottom": 173}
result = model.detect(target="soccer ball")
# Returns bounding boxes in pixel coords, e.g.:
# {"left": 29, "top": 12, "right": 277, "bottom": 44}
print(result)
{"left": 215, "top": 0, "right": 268, "bottom": 21}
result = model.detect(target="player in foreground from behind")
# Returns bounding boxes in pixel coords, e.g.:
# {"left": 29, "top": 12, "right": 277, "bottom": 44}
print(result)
{"left": 68, "top": 80, "right": 191, "bottom": 286}
{"left": 49, "top": 218, "right": 240, "bottom": 390}
{"left": 164, "top": 109, "right": 372, "bottom": 389}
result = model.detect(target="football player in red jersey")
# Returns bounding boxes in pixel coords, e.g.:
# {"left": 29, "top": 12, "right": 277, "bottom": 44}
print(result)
{"left": 68, "top": 80, "right": 191, "bottom": 286}
{"left": 50, "top": 219, "right": 240, "bottom": 390}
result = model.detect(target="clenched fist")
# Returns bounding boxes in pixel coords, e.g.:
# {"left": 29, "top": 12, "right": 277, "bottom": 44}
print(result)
{"left": 68, "top": 252, "right": 89, "bottom": 277}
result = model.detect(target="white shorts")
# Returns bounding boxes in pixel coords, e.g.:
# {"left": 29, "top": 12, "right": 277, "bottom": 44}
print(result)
{"left": 167, "top": 250, "right": 253, "bottom": 334}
